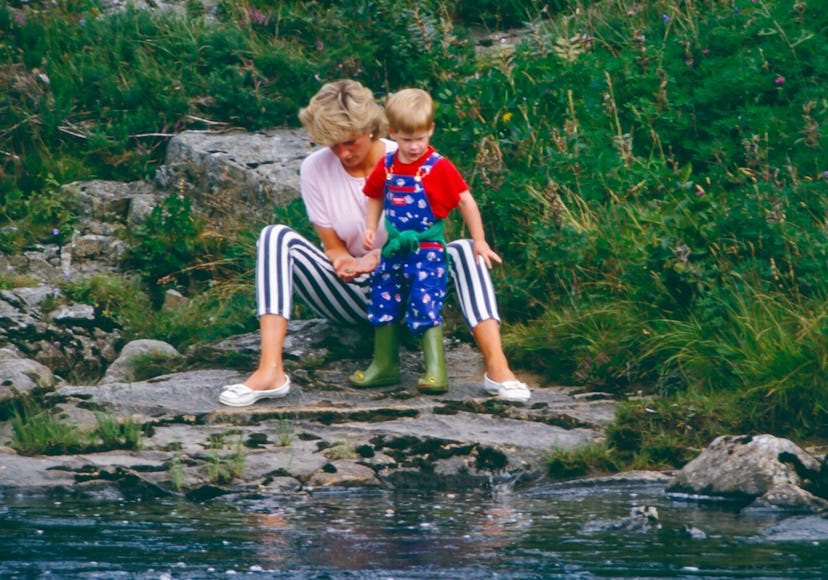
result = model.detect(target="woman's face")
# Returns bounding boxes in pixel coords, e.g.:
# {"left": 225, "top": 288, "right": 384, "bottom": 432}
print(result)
{"left": 329, "top": 133, "right": 375, "bottom": 173}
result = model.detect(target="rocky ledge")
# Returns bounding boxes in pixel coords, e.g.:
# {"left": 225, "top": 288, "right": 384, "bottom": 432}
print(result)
{"left": 0, "top": 319, "right": 615, "bottom": 501}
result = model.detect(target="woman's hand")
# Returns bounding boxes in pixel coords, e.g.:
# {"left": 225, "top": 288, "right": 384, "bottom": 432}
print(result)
{"left": 332, "top": 255, "right": 360, "bottom": 282}
{"left": 332, "top": 249, "right": 380, "bottom": 282}
{"left": 355, "top": 249, "right": 381, "bottom": 274}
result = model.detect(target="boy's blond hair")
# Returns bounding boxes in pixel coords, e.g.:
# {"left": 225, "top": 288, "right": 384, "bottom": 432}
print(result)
{"left": 298, "top": 79, "right": 387, "bottom": 146}
{"left": 385, "top": 88, "right": 434, "bottom": 134}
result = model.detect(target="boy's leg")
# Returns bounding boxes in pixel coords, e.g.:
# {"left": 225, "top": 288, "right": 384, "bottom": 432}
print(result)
{"left": 404, "top": 247, "right": 447, "bottom": 332}
{"left": 418, "top": 325, "right": 448, "bottom": 394}
{"left": 348, "top": 323, "right": 401, "bottom": 387}
{"left": 403, "top": 250, "right": 449, "bottom": 394}
{"left": 350, "top": 260, "right": 404, "bottom": 387}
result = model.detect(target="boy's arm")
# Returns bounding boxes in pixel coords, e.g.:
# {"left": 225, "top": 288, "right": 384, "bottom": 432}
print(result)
{"left": 456, "top": 190, "right": 502, "bottom": 269}
{"left": 363, "top": 196, "right": 383, "bottom": 250}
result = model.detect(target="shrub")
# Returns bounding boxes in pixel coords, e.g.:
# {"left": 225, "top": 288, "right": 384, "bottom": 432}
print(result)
{"left": 121, "top": 194, "right": 204, "bottom": 306}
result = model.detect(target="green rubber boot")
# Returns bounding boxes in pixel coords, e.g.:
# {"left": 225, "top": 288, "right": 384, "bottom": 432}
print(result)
{"left": 417, "top": 326, "right": 449, "bottom": 394}
{"left": 349, "top": 324, "right": 401, "bottom": 387}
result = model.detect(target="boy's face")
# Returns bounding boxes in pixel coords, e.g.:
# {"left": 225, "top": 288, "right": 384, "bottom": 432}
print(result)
{"left": 390, "top": 126, "right": 434, "bottom": 164}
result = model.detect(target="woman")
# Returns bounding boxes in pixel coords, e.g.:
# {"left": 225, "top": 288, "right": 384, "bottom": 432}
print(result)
{"left": 219, "top": 80, "right": 530, "bottom": 407}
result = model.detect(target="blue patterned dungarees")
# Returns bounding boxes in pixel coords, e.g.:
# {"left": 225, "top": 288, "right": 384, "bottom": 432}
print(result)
{"left": 368, "top": 152, "right": 448, "bottom": 333}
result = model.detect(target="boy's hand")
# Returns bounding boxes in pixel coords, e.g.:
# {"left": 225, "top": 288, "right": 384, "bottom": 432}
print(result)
{"left": 474, "top": 240, "right": 502, "bottom": 270}
{"left": 362, "top": 229, "right": 376, "bottom": 251}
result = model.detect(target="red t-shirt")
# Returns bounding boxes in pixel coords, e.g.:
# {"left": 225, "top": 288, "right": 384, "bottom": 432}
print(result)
{"left": 363, "top": 146, "right": 468, "bottom": 219}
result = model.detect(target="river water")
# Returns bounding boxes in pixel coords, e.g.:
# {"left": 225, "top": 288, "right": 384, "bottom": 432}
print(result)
{"left": 1, "top": 480, "right": 826, "bottom": 578}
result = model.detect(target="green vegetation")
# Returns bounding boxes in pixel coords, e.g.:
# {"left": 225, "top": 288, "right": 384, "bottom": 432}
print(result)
{"left": 168, "top": 453, "right": 185, "bottom": 492}
{"left": 94, "top": 412, "right": 143, "bottom": 450}
{"left": 2, "top": 0, "right": 826, "bottom": 470}
{"left": 544, "top": 444, "right": 620, "bottom": 479}
{"left": 10, "top": 406, "right": 83, "bottom": 455}
{"left": 11, "top": 403, "right": 143, "bottom": 455}
{"left": 324, "top": 440, "right": 357, "bottom": 461}
{"left": 275, "top": 416, "right": 294, "bottom": 447}
{"left": 206, "top": 432, "right": 246, "bottom": 484}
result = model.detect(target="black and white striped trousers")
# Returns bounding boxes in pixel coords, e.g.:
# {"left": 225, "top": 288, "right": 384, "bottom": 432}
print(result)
{"left": 256, "top": 224, "right": 501, "bottom": 328}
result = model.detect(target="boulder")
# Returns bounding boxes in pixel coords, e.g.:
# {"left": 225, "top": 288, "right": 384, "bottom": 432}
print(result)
{"left": 0, "top": 347, "right": 59, "bottom": 402}
{"left": 99, "top": 339, "right": 183, "bottom": 384}
{"left": 100, "top": 0, "right": 221, "bottom": 18}
{"left": 155, "top": 129, "right": 315, "bottom": 227}
{"left": 0, "top": 245, "right": 65, "bottom": 283}
{"left": 666, "top": 434, "right": 828, "bottom": 512}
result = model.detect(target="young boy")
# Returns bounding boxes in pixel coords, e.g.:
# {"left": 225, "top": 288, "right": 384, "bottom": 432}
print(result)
{"left": 349, "top": 88, "right": 502, "bottom": 394}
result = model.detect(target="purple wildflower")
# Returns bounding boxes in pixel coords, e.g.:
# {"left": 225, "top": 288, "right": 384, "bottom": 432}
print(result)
{"left": 52, "top": 228, "right": 60, "bottom": 236}
{"left": 662, "top": 14, "right": 670, "bottom": 22}
{"left": 775, "top": 76, "right": 785, "bottom": 85}
{"left": 247, "top": 8, "right": 271, "bottom": 26}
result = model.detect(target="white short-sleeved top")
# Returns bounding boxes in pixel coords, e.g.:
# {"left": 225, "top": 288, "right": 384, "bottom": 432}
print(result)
{"left": 301, "top": 138, "right": 397, "bottom": 257}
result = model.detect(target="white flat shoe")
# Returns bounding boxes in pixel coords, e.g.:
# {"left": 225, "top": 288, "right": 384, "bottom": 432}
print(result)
{"left": 219, "top": 376, "right": 290, "bottom": 407}
{"left": 482, "top": 373, "right": 531, "bottom": 402}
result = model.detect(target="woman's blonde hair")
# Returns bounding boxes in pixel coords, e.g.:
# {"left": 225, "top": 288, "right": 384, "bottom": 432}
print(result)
{"left": 298, "top": 80, "right": 387, "bottom": 146}
{"left": 385, "top": 88, "right": 434, "bottom": 134}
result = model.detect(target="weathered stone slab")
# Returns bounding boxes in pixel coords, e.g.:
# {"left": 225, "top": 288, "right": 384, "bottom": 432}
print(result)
{"left": 156, "top": 129, "right": 316, "bottom": 226}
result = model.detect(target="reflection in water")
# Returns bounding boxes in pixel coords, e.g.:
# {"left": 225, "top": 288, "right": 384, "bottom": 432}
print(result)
{"left": 1, "top": 482, "right": 826, "bottom": 578}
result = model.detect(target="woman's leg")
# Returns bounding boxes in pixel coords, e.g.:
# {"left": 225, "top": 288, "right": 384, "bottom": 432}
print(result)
{"left": 471, "top": 319, "right": 512, "bottom": 383}
{"left": 446, "top": 239, "right": 520, "bottom": 384}
{"left": 242, "top": 313, "right": 289, "bottom": 391}
{"left": 238, "top": 224, "right": 370, "bottom": 391}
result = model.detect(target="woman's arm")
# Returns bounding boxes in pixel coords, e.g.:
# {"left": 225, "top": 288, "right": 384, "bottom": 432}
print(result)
{"left": 315, "top": 224, "right": 380, "bottom": 282}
